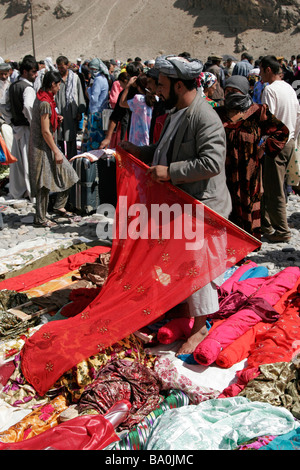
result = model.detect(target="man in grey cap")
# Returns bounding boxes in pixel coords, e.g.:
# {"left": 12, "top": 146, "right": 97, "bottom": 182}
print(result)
{"left": 120, "top": 55, "right": 232, "bottom": 356}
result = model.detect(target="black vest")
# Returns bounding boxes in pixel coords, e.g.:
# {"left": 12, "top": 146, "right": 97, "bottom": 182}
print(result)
{"left": 9, "top": 79, "right": 32, "bottom": 126}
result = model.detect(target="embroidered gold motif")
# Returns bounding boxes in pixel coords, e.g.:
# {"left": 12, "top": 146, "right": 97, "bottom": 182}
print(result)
{"left": 123, "top": 284, "right": 132, "bottom": 291}
{"left": 189, "top": 268, "right": 199, "bottom": 277}
{"left": 142, "top": 308, "right": 152, "bottom": 316}
{"left": 99, "top": 327, "right": 108, "bottom": 334}
{"left": 45, "top": 362, "right": 54, "bottom": 372}
{"left": 81, "top": 311, "right": 90, "bottom": 320}
{"left": 43, "top": 332, "right": 51, "bottom": 340}
{"left": 192, "top": 285, "right": 202, "bottom": 292}
{"left": 162, "top": 253, "right": 170, "bottom": 263}
{"left": 137, "top": 285, "right": 145, "bottom": 294}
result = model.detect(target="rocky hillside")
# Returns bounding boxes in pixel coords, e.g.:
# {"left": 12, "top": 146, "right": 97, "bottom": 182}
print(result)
{"left": 186, "top": 0, "right": 300, "bottom": 33}
{"left": 0, "top": 0, "right": 300, "bottom": 63}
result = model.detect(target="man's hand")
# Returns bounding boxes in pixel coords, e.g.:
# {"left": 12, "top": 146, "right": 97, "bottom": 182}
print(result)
{"left": 99, "top": 138, "right": 110, "bottom": 150}
{"left": 146, "top": 165, "right": 171, "bottom": 183}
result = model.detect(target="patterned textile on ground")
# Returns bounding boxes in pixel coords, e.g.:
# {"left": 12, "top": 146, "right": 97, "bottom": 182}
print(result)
{"left": 0, "top": 326, "right": 43, "bottom": 363}
{"left": 0, "top": 395, "right": 68, "bottom": 443}
{"left": 77, "top": 359, "right": 162, "bottom": 430}
{"left": 259, "top": 427, "right": 300, "bottom": 450}
{"left": 220, "top": 276, "right": 300, "bottom": 398}
{"left": 0, "top": 291, "right": 41, "bottom": 342}
{"left": 0, "top": 334, "right": 152, "bottom": 409}
{"left": 109, "top": 389, "right": 190, "bottom": 450}
{"left": 143, "top": 396, "right": 299, "bottom": 451}
{"left": 239, "top": 356, "right": 300, "bottom": 419}
{"left": 0, "top": 353, "right": 50, "bottom": 409}
{"left": 153, "top": 355, "right": 220, "bottom": 404}
{"left": 59, "top": 334, "right": 153, "bottom": 403}
{"left": 237, "top": 434, "right": 277, "bottom": 450}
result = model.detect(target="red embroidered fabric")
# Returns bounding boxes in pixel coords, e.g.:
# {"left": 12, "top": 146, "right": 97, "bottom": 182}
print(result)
{"left": 21, "top": 147, "right": 261, "bottom": 396}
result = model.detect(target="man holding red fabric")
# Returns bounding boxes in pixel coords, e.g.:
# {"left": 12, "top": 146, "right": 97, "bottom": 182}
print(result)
{"left": 120, "top": 55, "right": 232, "bottom": 356}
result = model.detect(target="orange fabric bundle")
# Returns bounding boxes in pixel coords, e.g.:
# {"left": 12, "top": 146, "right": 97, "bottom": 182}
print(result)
{"left": 216, "top": 321, "right": 274, "bottom": 368}
{"left": 0, "top": 135, "right": 17, "bottom": 165}
{"left": 0, "top": 395, "right": 68, "bottom": 443}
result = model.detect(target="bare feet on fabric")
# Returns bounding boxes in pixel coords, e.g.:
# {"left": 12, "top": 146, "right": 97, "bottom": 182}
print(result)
{"left": 176, "top": 317, "right": 208, "bottom": 356}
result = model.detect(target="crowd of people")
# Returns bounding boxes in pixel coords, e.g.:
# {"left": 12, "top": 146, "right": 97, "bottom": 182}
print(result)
{"left": 0, "top": 49, "right": 300, "bottom": 355}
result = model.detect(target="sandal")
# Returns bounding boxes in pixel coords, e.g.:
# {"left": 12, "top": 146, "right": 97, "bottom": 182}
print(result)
{"left": 33, "top": 219, "right": 58, "bottom": 228}
{"left": 53, "top": 209, "right": 75, "bottom": 218}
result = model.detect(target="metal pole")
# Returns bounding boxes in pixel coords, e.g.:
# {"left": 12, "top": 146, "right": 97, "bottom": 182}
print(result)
{"left": 29, "top": 0, "right": 36, "bottom": 58}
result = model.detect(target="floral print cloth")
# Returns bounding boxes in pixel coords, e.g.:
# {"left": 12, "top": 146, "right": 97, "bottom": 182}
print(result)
{"left": 127, "top": 94, "right": 152, "bottom": 146}
{"left": 0, "top": 394, "right": 68, "bottom": 443}
{"left": 77, "top": 359, "right": 162, "bottom": 430}
{"left": 153, "top": 355, "right": 219, "bottom": 404}
{"left": 59, "top": 334, "right": 154, "bottom": 403}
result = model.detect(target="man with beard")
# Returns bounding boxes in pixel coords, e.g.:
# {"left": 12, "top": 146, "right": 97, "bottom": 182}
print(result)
{"left": 120, "top": 55, "right": 232, "bottom": 356}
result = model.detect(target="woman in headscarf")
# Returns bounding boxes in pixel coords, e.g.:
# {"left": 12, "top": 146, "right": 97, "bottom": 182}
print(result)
{"left": 197, "top": 72, "right": 219, "bottom": 108}
{"left": 28, "top": 71, "right": 79, "bottom": 227}
{"left": 82, "top": 58, "right": 109, "bottom": 151}
{"left": 215, "top": 75, "right": 289, "bottom": 240}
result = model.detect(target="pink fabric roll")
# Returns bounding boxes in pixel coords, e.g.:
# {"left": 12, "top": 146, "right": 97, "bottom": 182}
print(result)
{"left": 221, "top": 261, "right": 258, "bottom": 294}
{"left": 157, "top": 318, "right": 194, "bottom": 344}
{"left": 194, "top": 309, "right": 262, "bottom": 366}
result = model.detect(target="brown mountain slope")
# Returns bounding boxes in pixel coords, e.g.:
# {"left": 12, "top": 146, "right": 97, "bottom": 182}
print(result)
{"left": 0, "top": 0, "right": 300, "bottom": 63}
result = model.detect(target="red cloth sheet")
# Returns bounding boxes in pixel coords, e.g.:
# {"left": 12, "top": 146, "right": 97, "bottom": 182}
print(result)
{"left": 0, "top": 414, "right": 118, "bottom": 450}
{"left": 20, "top": 147, "right": 260, "bottom": 397}
{"left": 0, "top": 246, "right": 111, "bottom": 292}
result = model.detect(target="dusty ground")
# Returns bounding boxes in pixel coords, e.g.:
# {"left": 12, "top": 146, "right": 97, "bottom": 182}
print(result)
{"left": 0, "top": 0, "right": 300, "bottom": 64}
